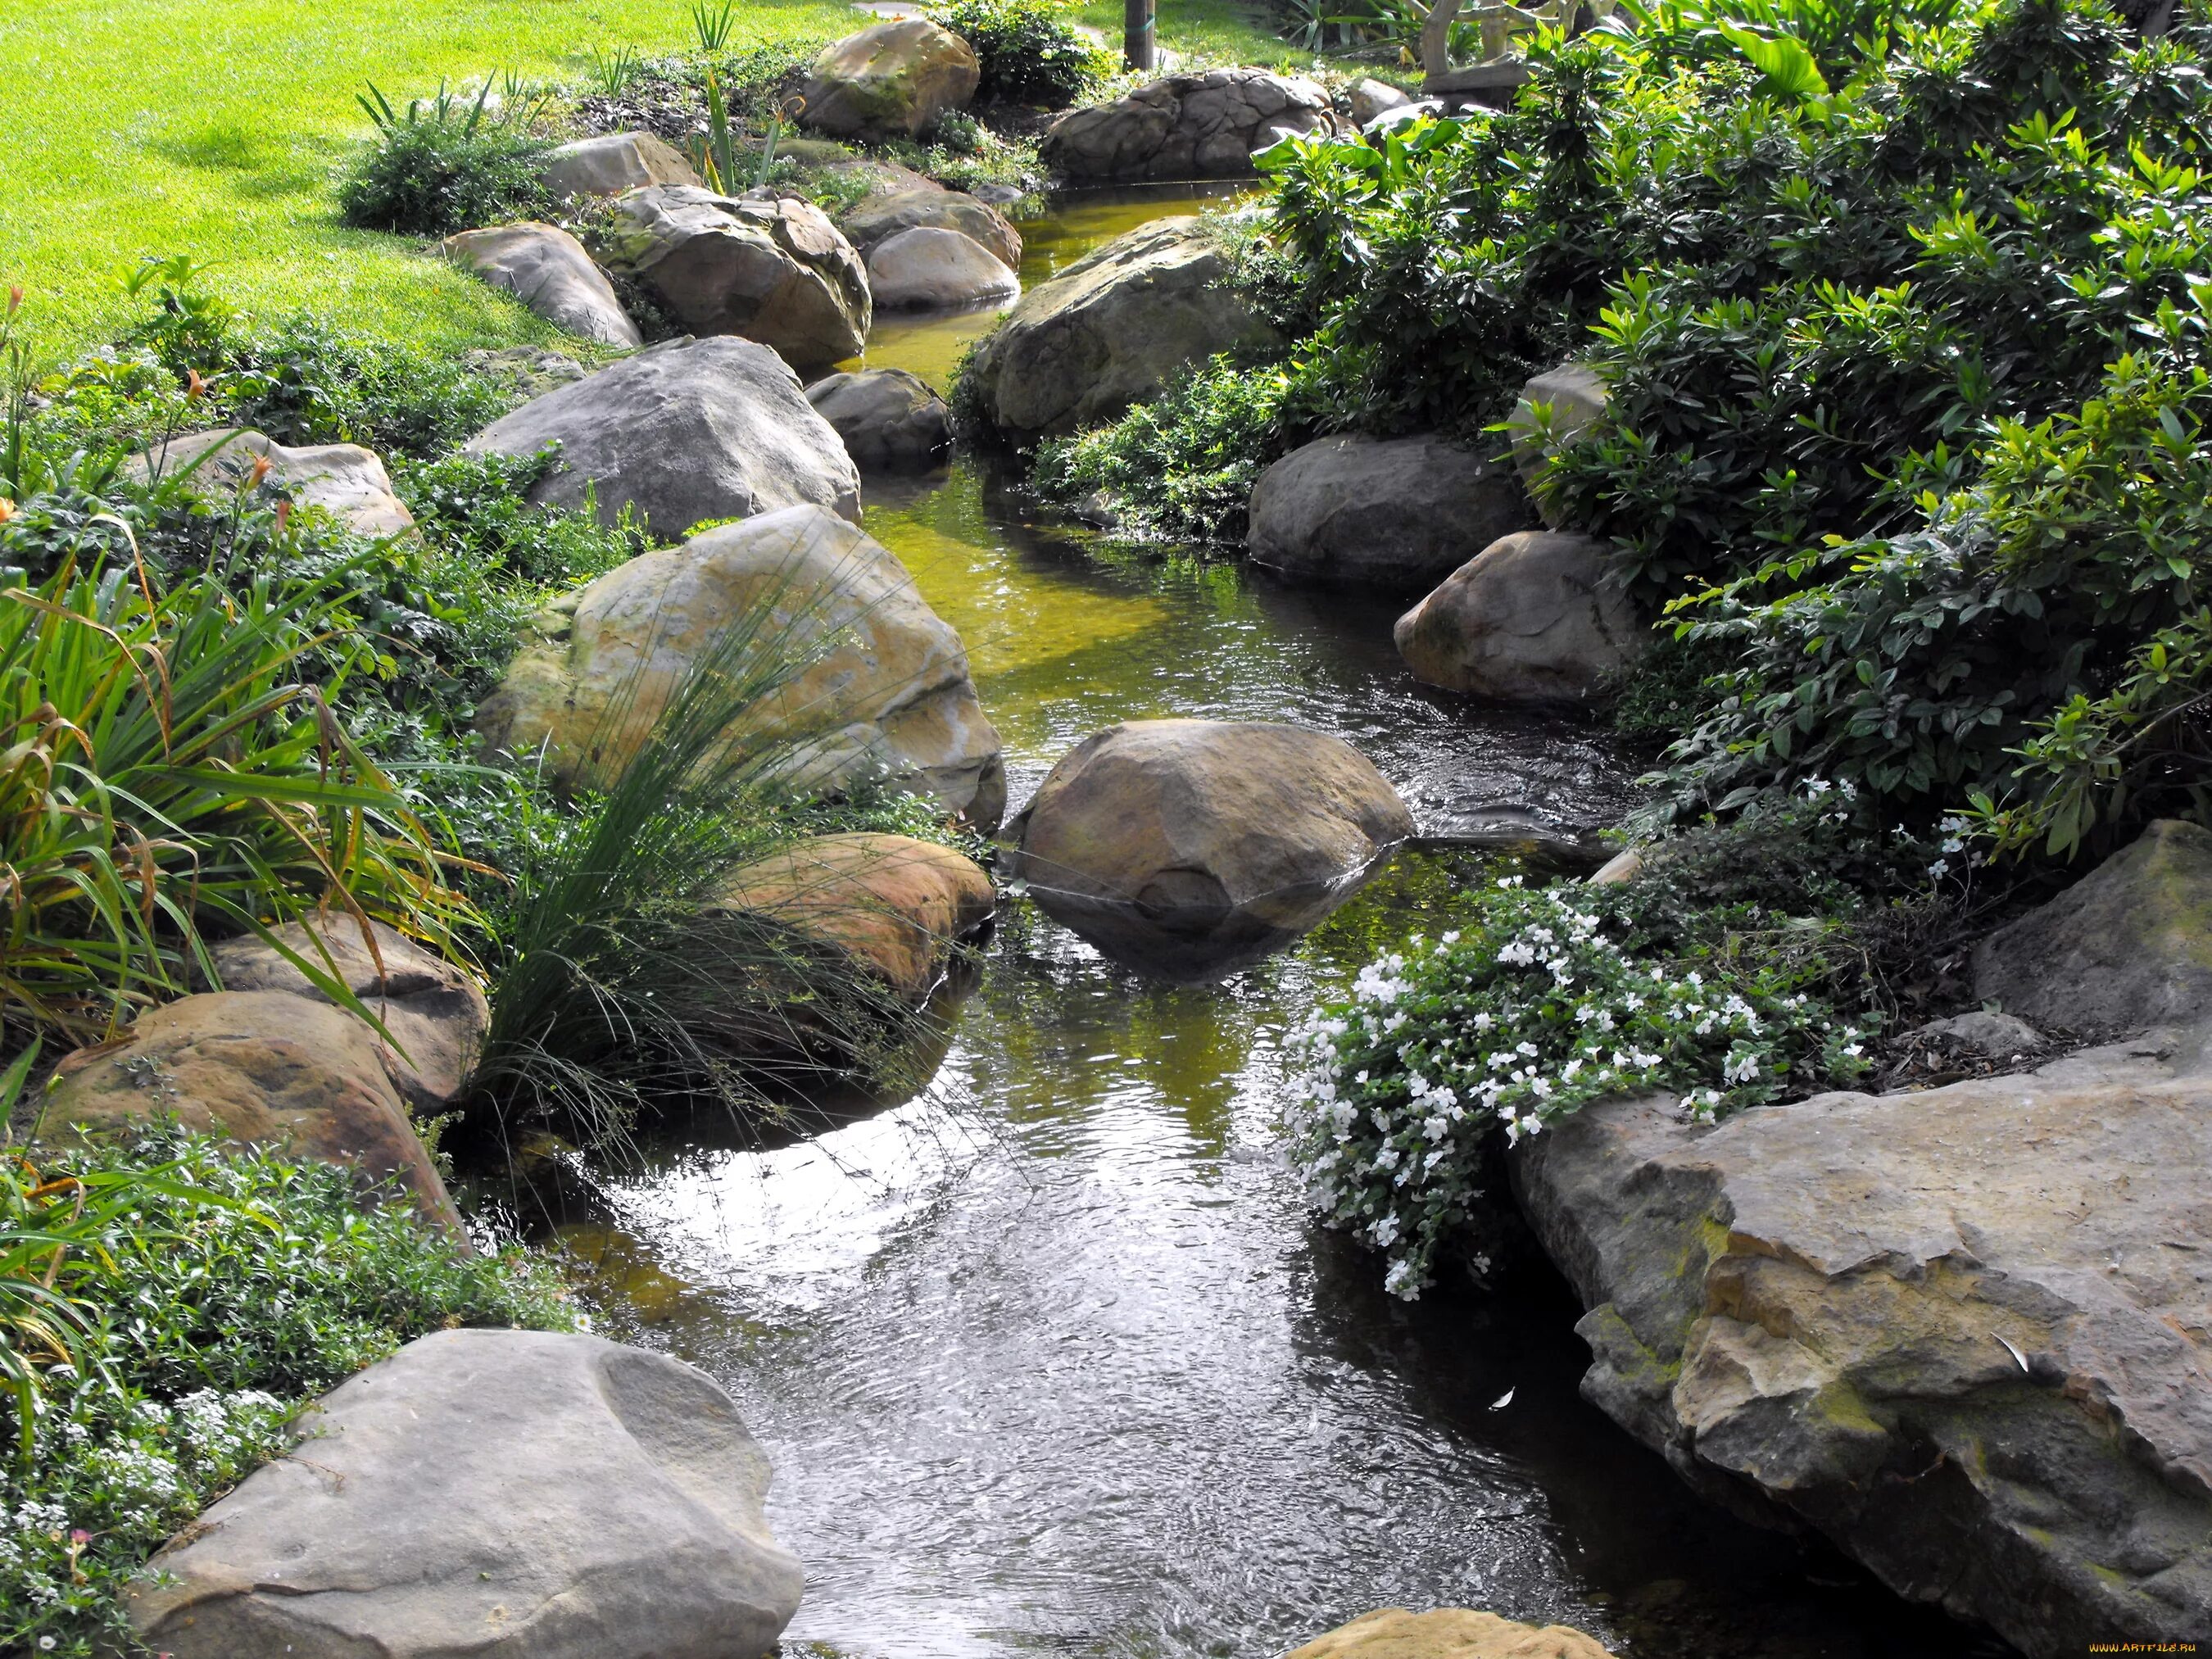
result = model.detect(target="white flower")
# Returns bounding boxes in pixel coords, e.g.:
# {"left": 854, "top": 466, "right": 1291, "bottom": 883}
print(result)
{"left": 1423, "top": 1113, "right": 1449, "bottom": 1140}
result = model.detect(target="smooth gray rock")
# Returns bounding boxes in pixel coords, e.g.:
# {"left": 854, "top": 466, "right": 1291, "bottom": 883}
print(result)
{"left": 1346, "top": 77, "right": 1412, "bottom": 125}
{"left": 839, "top": 187, "right": 1022, "bottom": 268}
{"left": 1394, "top": 530, "right": 1643, "bottom": 705}
{"left": 465, "top": 337, "right": 860, "bottom": 535}
{"left": 960, "top": 216, "right": 1277, "bottom": 442}
{"left": 1247, "top": 433, "right": 1533, "bottom": 594}
{"left": 1507, "top": 361, "right": 1610, "bottom": 521}
{"left": 1974, "top": 818, "right": 2212, "bottom": 1034}
{"left": 799, "top": 18, "right": 980, "bottom": 141}
{"left": 866, "top": 225, "right": 1020, "bottom": 310}
{"left": 442, "top": 221, "right": 642, "bottom": 347}
{"left": 1910, "top": 1009, "right": 2048, "bottom": 1059}
{"left": 806, "top": 368, "right": 952, "bottom": 471}
{"left": 129, "top": 428, "right": 414, "bottom": 537}
{"left": 601, "top": 186, "right": 871, "bottom": 373}
{"left": 542, "top": 129, "right": 700, "bottom": 199}
{"left": 131, "top": 1329, "right": 805, "bottom": 1659}
{"left": 1041, "top": 69, "right": 1330, "bottom": 182}
{"left": 1510, "top": 1035, "right": 2212, "bottom": 1659}
{"left": 1004, "top": 718, "right": 1412, "bottom": 981}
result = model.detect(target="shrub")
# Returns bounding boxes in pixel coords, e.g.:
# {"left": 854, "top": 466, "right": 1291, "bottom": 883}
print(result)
{"left": 927, "top": 0, "right": 1117, "bottom": 106}
{"left": 2, "top": 1127, "right": 575, "bottom": 1658}
{"left": 338, "top": 79, "right": 554, "bottom": 238}
{"left": 1284, "top": 797, "right": 1945, "bottom": 1297}
{"left": 1033, "top": 356, "right": 1290, "bottom": 541}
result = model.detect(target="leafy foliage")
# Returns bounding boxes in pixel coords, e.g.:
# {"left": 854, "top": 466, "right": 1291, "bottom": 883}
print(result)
{"left": 338, "top": 79, "right": 555, "bottom": 237}
{"left": 928, "top": 0, "right": 1117, "bottom": 105}
{"left": 2, "top": 1131, "right": 574, "bottom": 1658}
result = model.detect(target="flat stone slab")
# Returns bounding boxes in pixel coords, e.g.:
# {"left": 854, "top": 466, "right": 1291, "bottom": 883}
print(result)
{"left": 1512, "top": 1035, "right": 2212, "bottom": 1658}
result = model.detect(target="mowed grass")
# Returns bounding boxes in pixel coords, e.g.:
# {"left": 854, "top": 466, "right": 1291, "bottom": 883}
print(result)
{"left": 0, "top": 0, "right": 1292, "bottom": 363}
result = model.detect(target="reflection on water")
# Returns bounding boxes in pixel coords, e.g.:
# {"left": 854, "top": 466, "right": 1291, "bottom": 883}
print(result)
{"left": 573, "top": 855, "right": 2006, "bottom": 1659}
{"left": 564, "top": 189, "right": 2018, "bottom": 1659}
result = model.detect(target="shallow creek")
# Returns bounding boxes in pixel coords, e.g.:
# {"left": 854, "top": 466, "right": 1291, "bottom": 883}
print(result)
{"left": 557, "top": 188, "right": 2018, "bottom": 1659}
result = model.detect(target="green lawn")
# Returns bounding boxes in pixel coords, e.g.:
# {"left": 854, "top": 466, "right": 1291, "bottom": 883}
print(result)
{"left": 0, "top": 0, "right": 1292, "bottom": 364}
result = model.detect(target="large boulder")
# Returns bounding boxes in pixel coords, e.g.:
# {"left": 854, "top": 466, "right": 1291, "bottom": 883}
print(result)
{"left": 541, "top": 129, "right": 700, "bottom": 198}
{"left": 1393, "top": 531, "right": 1643, "bottom": 706}
{"left": 130, "top": 428, "right": 413, "bottom": 537}
{"left": 600, "top": 186, "right": 871, "bottom": 372}
{"left": 805, "top": 367, "right": 953, "bottom": 472}
{"left": 1507, "top": 362, "right": 1609, "bottom": 524}
{"left": 1974, "top": 818, "right": 2212, "bottom": 1035}
{"left": 1004, "top": 719, "right": 1413, "bottom": 980}
{"left": 714, "top": 832, "right": 995, "bottom": 1001}
{"left": 442, "top": 221, "right": 641, "bottom": 348}
{"left": 1345, "top": 78, "right": 1412, "bottom": 127}
{"left": 478, "top": 504, "right": 1005, "bottom": 826}
{"left": 1290, "top": 1607, "right": 1617, "bottom": 1659}
{"left": 207, "top": 916, "right": 491, "bottom": 1113}
{"left": 959, "top": 216, "right": 1278, "bottom": 442}
{"left": 40, "top": 991, "right": 462, "bottom": 1234}
{"left": 866, "top": 224, "right": 1020, "bottom": 310}
{"left": 465, "top": 337, "right": 859, "bottom": 536}
{"left": 839, "top": 187, "right": 1022, "bottom": 269}
{"left": 800, "top": 18, "right": 981, "bottom": 141}
{"left": 1510, "top": 1036, "right": 2212, "bottom": 1659}
{"left": 1247, "top": 434, "right": 1533, "bottom": 595}
{"left": 131, "top": 1328, "right": 805, "bottom": 1659}
{"left": 1041, "top": 68, "right": 1331, "bottom": 182}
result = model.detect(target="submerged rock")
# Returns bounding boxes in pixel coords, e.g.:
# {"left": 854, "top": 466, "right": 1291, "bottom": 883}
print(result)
{"left": 1394, "top": 530, "right": 1644, "bottom": 706}
{"left": 866, "top": 224, "right": 1020, "bottom": 310}
{"left": 41, "top": 991, "right": 463, "bottom": 1234}
{"left": 960, "top": 216, "right": 1277, "bottom": 443}
{"left": 208, "top": 916, "right": 492, "bottom": 1113}
{"left": 442, "top": 221, "right": 641, "bottom": 347}
{"left": 1247, "top": 434, "right": 1532, "bottom": 595}
{"left": 477, "top": 504, "right": 1004, "bottom": 825}
{"left": 132, "top": 1328, "right": 805, "bottom": 1659}
{"left": 600, "top": 186, "right": 871, "bottom": 371}
{"left": 1289, "top": 1607, "right": 1617, "bottom": 1658}
{"left": 1511, "top": 1036, "right": 2212, "bottom": 1657}
{"left": 1004, "top": 718, "right": 1412, "bottom": 981}
{"left": 465, "top": 336, "right": 860, "bottom": 536}
{"left": 800, "top": 18, "right": 980, "bottom": 142}
{"left": 714, "top": 832, "right": 994, "bottom": 1001}
{"left": 541, "top": 129, "right": 700, "bottom": 198}
{"left": 840, "top": 186, "right": 1023, "bottom": 269}
{"left": 1973, "top": 818, "right": 2212, "bottom": 1034}
{"left": 1041, "top": 68, "right": 1330, "bottom": 182}
{"left": 805, "top": 367, "right": 954, "bottom": 472}
{"left": 129, "top": 428, "right": 414, "bottom": 537}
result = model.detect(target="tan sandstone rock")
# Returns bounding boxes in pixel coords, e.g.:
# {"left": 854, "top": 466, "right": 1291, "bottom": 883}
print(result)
{"left": 961, "top": 216, "right": 1278, "bottom": 442}
{"left": 1004, "top": 718, "right": 1412, "bottom": 981}
{"left": 840, "top": 186, "right": 1022, "bottom": 269}
{"left": 1507, "top": 363, "right": 1609, "bottom": 524}
{"left": 540, "top": 129, "right": 700, "bottom": 198}
{"left": 1287, "top": 1607, "right": 1617, "bottom": 1659}
{"left": 714, "top": 832, "right": 994, "bottom": 1001}
{"left": 442, "top": 221, "right": 641, "bottom": 347}
{"left": 130, "top": 428, "right": 413, "bottom": 537}
{"left": 476, "top": 504, "right": 1005, "bottom": 827}
{"left": 800, "top": 18, "right": 981, "bottom": 141}
{"left": 866, "top": 224, "right": 1020, "bottom": 310}
{"left": 40, "top": 991, "right": 463, "bottom": 1234}
{"left": 206, "top": 916, "right": 491, "bottom": 1113}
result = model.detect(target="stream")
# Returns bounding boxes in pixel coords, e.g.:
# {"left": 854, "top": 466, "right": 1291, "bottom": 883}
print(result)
{"left": 556, "top": 187, "right": 2019, "bottom": 1659}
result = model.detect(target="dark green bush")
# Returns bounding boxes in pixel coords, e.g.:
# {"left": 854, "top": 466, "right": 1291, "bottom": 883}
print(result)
{"left": 927, "top": 0, "right": 1116, "bottom": 105}
{"left": 338, "top": 81, "right": 554, "bottom": 237}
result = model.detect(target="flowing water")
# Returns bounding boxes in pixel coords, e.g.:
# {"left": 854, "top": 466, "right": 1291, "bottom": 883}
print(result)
{"left": 556, "top": 187, "right": 2020, "bottom": 1659}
